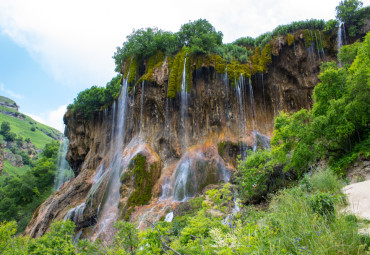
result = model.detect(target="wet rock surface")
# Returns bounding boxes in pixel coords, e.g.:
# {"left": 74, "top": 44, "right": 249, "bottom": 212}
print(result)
{"left": 25, "top": 35, "right": 337, "bottom": 241}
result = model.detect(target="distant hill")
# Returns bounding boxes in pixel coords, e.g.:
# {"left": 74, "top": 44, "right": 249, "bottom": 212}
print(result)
{"left": 0, "top": 95, "right": 62, "bottom": 177}
{"left": 0, "top": 95, "right": 19, "bottom": 111}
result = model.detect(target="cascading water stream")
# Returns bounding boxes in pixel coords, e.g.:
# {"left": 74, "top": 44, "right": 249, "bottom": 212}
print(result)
{"left": 248, "top": 79, "right": 256, "bottom": 131}
{"left": 173, "top": 159, "right": 193, "bottom": 201}
{"left": 337, "top": 22, "right": 346, "bottom": 51}
{"left": 180, "top": 58, "right": 188, "bottom": 148}
{"left": 314, "top": 31, "right": 321, "bottom": 61}
{"left": 235, "top": 75, "right": 248, "bottom": 158}
{"left": 91, "top": 77, "right": 129, "bottom": 241}
{"left": 140, "top": 80, "right": 145, "bottom": 133}
{"left": 318, "top": 32, "right": 326, "bottom": 59}
{"left": 54, "top": 136, "right": 74, "bottom": 190}
{"left": 337, "top": 22, "right": 346, "bottom": 66}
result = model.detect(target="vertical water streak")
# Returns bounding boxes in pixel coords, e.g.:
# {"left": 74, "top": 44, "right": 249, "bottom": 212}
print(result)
{"left": 314, "top": 31, "right": 321, "bottom": 61}
{"left": 223, "top": 65, "right": 229, "bottom": 98}
{"left": 261, "top": 74, "right": 267, "bottom": 117}
{"left": 180, "top": 58, "right": 188, "bottom": 148}
{"left": 91, "top": 77, "right": 129, "bottom": 241}
{"left": 173, "top": 159, "right": 193, "bottom": 201}
{"left": 318, "top": 32, "right": 326, "bottom": 59}
{"left": 248, "top": 79, "right": 256, "bottom": 131}
{"left": 236, "top": 75, "right": 247, "bottom": 158}
{"left": 54, "top": 136, "right": 74, "bottom": 190}
{"left": 140, "top": 80, "right": 145, "bottom": 133}
{"left": 337, "top": 22, "right": 347, "bottom": 51}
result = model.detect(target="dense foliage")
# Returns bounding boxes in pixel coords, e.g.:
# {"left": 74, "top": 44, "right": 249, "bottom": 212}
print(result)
{"left": 336, "top": 0, "right": 369, "bottom": 36}
{"left": 67, "top": 75, "right": 122, "bottom": 119}
{"left": 0, "top": 141, "right": 59, "bottom": 232}
{"left": 272, "top": 32, "right": 369, "bottom": 176}
{"left": 1, "top": 170, "right": 369, "bottom": 254}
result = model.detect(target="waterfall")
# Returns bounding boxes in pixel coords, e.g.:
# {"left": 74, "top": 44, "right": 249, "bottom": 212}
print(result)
{"left": 54, "top": 136, "right": 73, "bottom": 190}
{"left": 318, "top": 31, "right": 326, "bottom": 60}
{"left": 223, "top": 65, "right": 229, "bottom": 98}
{"left": 173, "top": 159, "right": 193, "bottom": 201}
{"left": 261, "top": 74, "right": 267, "bottom": 116}
{"left": 314, "top": 31, "right": 321, "bottom": 61}
{"left": 180, "top": 58, "right": 188, "bottom": 147}
{"left": 235, "top": 75, "right": 248, "bottom": 158}
{"left": 337, "top": 22, "right": 346, "bottom": 51}
{"left": 64, "top": 203, "right": 86, "bottom": 224}
{"left": 248, "top": 78, "right": 256, "bottom": 131}
{"left": 164, "top": 211, "right": 174, "bottom": 222}
{"left": 140, "top": 80, "right": 145, "bottom": 133}
{"left": 91, "top": 76, "right": 129, "bottom": 241}
{"left": 159, "top": 177, "right": 172, "bottom": 201}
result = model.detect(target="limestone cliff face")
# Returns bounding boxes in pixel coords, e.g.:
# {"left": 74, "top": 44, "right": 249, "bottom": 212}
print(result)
{"left": 25, "top": 33, "right": 337, "bottom": 240}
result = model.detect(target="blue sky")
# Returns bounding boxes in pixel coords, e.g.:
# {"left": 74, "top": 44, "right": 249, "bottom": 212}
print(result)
{"left": 0, "top": 0, "right": 369, "bottom": 132}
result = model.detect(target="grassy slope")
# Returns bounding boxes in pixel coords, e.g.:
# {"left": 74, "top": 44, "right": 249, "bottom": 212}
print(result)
{"left": 1, "top": 107, "right": 62, "bottom": 179}
{"left": 0, "top": 105, "right": 17, "bottom": 113}
{"left": 0, "top": 96, "right": 16, "bottom": 105}
{"left": 0, "top": 113, "right": 61, "bottom": 149}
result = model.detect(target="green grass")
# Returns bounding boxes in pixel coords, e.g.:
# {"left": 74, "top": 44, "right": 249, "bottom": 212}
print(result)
{"left": 0, "top": 113, "right": 61, "bottom": 149}
{"left": 0, "top": 106, "right": 17, "bottom": 113}
{"left": 0, "top": 96, "right": 16, "bottom": 105}
{"left": 1, "top": 160, "right": 30, "bottom": 179}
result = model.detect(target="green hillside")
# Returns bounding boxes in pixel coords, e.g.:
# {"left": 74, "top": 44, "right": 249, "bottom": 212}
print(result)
{"left": 0, "top": 96, "right": 17, "bottom": 105}
{"left": 0, "top": 96, "right": 63, "bottom": 232}
{"left": 0, "top": 95, "right": 62, "bottom": 178}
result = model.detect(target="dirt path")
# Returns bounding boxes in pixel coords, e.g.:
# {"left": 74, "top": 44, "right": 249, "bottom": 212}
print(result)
{"left": 343, "top": 179, "right": 370, "bottom": 234}
{"left": 343, "top": 180, "right": 370, "bottom": 220}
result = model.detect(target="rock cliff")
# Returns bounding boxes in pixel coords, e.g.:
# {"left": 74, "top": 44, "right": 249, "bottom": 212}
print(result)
{"left": 25, "top": 31, "right": 338, "bottom": 241}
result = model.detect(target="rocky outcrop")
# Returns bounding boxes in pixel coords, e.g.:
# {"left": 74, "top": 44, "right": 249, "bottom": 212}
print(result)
{"left": 25, "top": 31, "right": 339, "bottom": 240}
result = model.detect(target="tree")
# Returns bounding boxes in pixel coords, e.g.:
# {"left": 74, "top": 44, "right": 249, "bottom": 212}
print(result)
{"left": 177, "top": 19, "right": 223, "bottom": 54}
{"left": 336, "top": 0, "right": 364, "bottom": 36}
{"left": 0, "top": 122, "right": 10, "bottom": 135}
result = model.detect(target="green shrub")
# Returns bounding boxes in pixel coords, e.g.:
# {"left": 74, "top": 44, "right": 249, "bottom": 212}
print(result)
{"left": 309, "top": 169, "right": 343, "bottom": 193}
{"left": 236, "top": 150, "right": 274, "bottom": 201}
{"left": 309, "top": 192, "right": 335, "bottom": 218}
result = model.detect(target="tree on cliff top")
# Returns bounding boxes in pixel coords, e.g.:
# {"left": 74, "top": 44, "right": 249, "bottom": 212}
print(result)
{"left": 336, "top": 0, "right": 365, "bottom": 36}
{"left": 177, "top": 19, "right": 223, "bottom": 55}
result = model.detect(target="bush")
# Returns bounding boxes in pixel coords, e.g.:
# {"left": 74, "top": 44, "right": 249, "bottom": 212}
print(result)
{"left": 309, "top": 169, "right": 343, "bottom": 193}
{"left": 67, "top": 75, "right": 122, "bottom": 119}
{"left": 236, "top": 150, "right": 274, "bottom": 201}
{"left": 309, "top": 192, "right": 335, "bottom": 218}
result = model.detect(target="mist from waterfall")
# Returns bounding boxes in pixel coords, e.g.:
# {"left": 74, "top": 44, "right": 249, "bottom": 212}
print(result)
{"left": 54, "top": 136, "right": 74, "bottom": 190}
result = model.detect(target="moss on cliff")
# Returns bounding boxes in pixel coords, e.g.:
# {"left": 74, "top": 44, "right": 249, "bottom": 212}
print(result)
{"left": 167, "top": 47, "right": 192, "bottom": 98}
{"left": 123, "top": 153, "right": 159, "bottom": 220}
{"left": 138, "top": 51, "right": 165, "bottom": 83}
{"left": 123, "top": 56, "right": 138, "bottom": 84}
{"left": 286, "top": 33, "right": 294, "bottom": 46}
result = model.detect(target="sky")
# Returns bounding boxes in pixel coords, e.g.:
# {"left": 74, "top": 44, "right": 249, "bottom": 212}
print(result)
{"left": 0, "top": 0, "right": 369, "bottom": 132}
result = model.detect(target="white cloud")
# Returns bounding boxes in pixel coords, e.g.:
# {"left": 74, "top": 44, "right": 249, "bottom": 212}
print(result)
{"left": 25, "top": 104, "right": 67, "bottom": 133}
{"left": 0, "top": 0, "right": 369, "bottom": 91}
{"left": 0, "top": 83, "right": 23, "bottom": 100}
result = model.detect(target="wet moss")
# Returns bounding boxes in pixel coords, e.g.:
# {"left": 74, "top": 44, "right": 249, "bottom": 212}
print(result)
{"left": 218, "top": 141, "right": 225, "bottom": 157}
{"left": 167, "top": 47, "right": 190, "bottom": 98}
{"left": 286, "top": 33, "right": 294, "bottom": 46}
{"left": 260, "top": 44, "right": 272, "bottom": 73}
{"left": 226, "top": 61, "right": 251, "bottom": 87}
{"left": 215, "top": 55, "right": 226, "bottom": 73}
{"left": 139, "top": 51, "right": 165, "bottom": 83}
{"left": 126, "top": 154, "right": 154, "bottom": 207}
{"left": 303, "top": 29, "right": 314, "bottom": 47}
